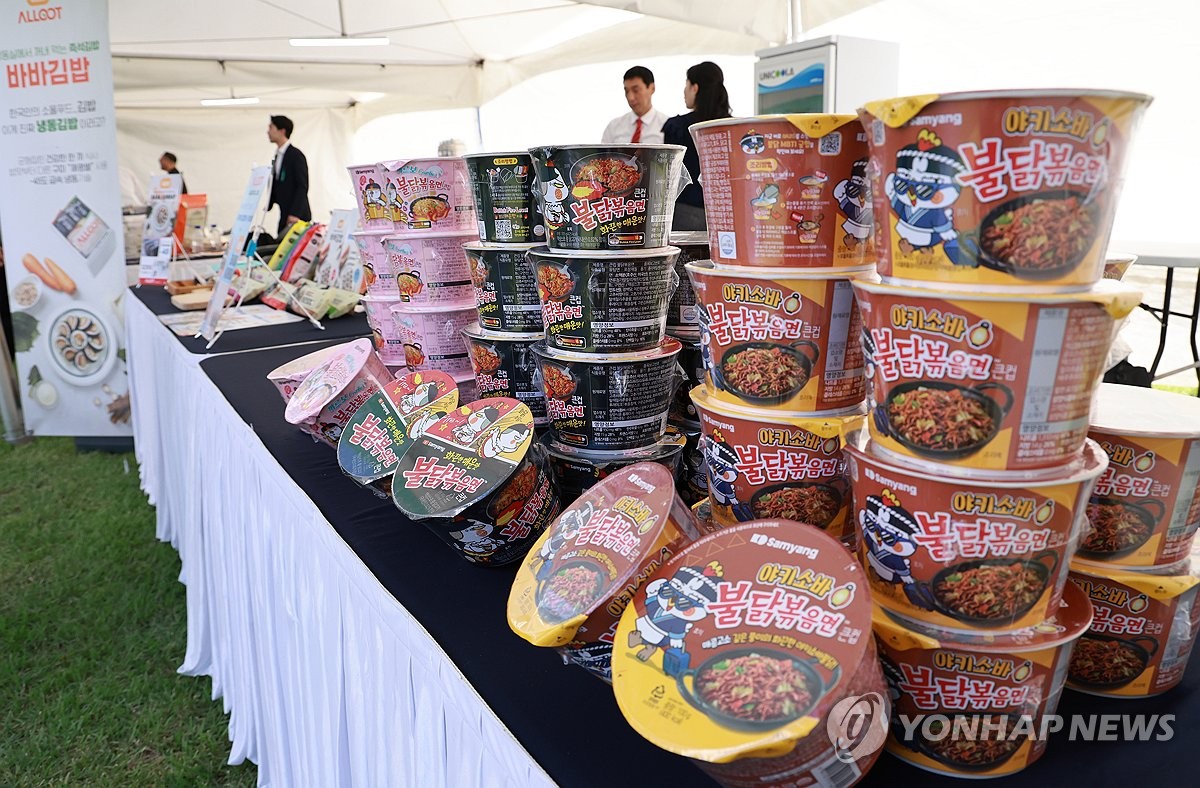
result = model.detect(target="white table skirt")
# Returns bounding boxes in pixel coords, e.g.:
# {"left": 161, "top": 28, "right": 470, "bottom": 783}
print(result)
{"left": 126, "top": 295, "right": 555, "bottom": 787}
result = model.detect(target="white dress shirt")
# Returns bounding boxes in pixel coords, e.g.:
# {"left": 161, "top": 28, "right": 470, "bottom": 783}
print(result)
{"left": 601, "top": 108, "right": 667, "bottom": 145}
{"left": 273, "top": 140, "right": 290, "bottom": 177}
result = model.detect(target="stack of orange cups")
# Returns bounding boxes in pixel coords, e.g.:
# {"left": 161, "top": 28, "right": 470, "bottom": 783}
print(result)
{"left": 684, "top": 114, "right": 875, "bottom": 548}
{"left": 847, "top": 90, "right": 1152, "bottom": 777}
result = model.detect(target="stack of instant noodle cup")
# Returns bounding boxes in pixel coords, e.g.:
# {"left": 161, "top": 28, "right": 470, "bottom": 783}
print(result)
{"left": 844, "top": 90, "right": 1152, "bottom": 778}
{"left": 684, "top": 114, "right": 875, "bottom": 548}
{"left": 1065, "top": 383, "right": 1200, "bottom": 700}
{"left": 347, "top": 157, "right": 479, "bottom": 395}
{"left": 459, "top": 152, "right": 550, "bottom": 431}
{"left": 521, "top": 143, "right": 692, "bottom": 501}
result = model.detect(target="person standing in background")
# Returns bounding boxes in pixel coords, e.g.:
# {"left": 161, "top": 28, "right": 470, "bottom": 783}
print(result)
{"left": 158, "top": 152, "right": 188, "bottom": 194}
{"left": 662, "top": 62, "right": 731, "bottom": 231}
{"left": 601, "top": 66, "right": 666, "bottom": 145}
{"left": 267, "top": 115, "right": 311, "bottom": 237}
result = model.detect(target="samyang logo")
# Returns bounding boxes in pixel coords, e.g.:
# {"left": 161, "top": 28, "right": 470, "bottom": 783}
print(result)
{"left": 20, "top": 0, "right": 62, "bottom": 23}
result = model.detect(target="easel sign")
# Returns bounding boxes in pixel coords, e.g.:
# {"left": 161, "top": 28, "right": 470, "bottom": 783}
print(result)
{"left": 137, "top": 173, "right": 183, "bottom": 286}
{"left": 198, "top": 166, "right": 271, "bottom": 345}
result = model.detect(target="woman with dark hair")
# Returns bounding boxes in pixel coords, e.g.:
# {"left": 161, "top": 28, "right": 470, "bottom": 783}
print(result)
{"left": 661, "top": 61, "right": 732, "bottom": 231}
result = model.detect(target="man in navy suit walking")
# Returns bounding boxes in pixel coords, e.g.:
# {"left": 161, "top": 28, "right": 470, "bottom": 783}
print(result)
{"left": 267, "top": 115, "right": 311, "bottom": 237}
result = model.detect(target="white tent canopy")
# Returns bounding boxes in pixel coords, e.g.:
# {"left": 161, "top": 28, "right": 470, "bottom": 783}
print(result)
{"left": 110, "top": 0, "right": 1196, "bottom": 249}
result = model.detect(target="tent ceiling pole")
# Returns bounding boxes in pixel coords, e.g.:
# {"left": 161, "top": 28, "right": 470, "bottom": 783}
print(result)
{"left": 788, "top": 0, "right": 803, "bottom": 42}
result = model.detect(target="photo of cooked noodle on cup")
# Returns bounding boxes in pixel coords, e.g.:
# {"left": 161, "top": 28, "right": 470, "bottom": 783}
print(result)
{"left": 528, "top": 144, "right": 687, "bottom": 251}
{"left": 392, "top": 398, "right": 560, "bottom": 567}
{"left": 1067, "top": 561, "right": 1200, "bottom": 698}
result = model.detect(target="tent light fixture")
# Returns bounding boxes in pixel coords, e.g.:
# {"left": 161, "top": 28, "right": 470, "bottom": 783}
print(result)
{"left": 289, "top": 36, "right": 390, "bottom": 48}
{"left": 200, "top": 96, "right": 261, "bottom": 107}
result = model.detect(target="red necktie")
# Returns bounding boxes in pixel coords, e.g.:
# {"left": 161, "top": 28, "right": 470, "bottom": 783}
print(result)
{"left": 631, "top": 117, "right": 643, "bottom": 143}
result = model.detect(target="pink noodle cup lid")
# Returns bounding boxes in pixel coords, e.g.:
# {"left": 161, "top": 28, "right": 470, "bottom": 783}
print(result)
{"left": 284, "top": 338, "right": 386, "bottom": 426}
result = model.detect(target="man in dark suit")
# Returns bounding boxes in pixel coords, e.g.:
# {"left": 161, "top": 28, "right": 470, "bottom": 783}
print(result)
{"left": 159, "top": 151, "right": 188, "bottom": 193}
{"left": 267, "top": 115, "right": 311, "bottom": 237}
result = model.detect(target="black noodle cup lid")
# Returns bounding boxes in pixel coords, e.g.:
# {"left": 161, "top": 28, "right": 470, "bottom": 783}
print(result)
{"left": 392, "top": 397, "right": 535, "bottom": 520}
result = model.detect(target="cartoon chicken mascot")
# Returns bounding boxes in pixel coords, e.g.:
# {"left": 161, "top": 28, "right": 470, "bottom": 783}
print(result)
{"left": 834, "top": 158, "right": 874, "bottom": 248}
{"left": 480, "top": 423, "right": 531, "bottom": 459}
{"left": 884, "top": 129, "right": 967, "bottom": 263}
{"left": 540, "top": 167, "right": 570, "bottom": 230}
{"left": 859, "top": 491, "right": 935, "bottom": 609}
{"left": 362, "top": 178, "right": 388, "bottom": 218}
{"left": 452, "top": 405, "right": 500, "bottom": 446}
{"left": 703, "top": 430, "right": 754, "bottom": 522}
{"left": 449, "top": 520, "right": 504, "bottom": 558}
{"left": 628, "top": 561, "right": 725, "bottom": 676}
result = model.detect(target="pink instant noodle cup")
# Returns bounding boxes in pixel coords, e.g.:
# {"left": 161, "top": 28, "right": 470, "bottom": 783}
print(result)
{"left": 858, "top": 90, "right": 1152, "bottom": 291}
{"left": 361, "top": 295, "right": 408, "bottom": 367}
{"left": 382, "top": 232, "right": 476, "bottom": 306}
{"left": 690, "top": 114, "right": 872, "bottom": 268}
{"left": 347, "top": 163, "right": 394, "bottom": 231}
{"left": 267, "top": 343, "right": 346, "bottom": 403}
{"left": 283, "top": 338, "right": 390, "bottom": 447}
{"left": 379, "top": 157, "right": 476, "bottom": 234}
{"left": 388, "top": 302, "right": 477, "bottom": 377}
{"left": 352, "top": 229, "right": 398, "bottom": 298}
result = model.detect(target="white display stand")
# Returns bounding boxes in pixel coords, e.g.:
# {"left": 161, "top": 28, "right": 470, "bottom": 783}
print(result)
{"left": 754, "top": 36, "right": 900, "bottom": 115}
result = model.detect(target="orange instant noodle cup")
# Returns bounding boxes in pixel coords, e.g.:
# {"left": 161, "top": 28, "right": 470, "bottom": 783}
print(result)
{"left": 690, "top": 385, "right": 863, "bottom": 542}
{"left": 507, "top": 462, "right": 704, "bottom": 682}
{"left": 858, "top": 90, "right": 1151, "bottom": 292}
{"left": 688, "top": 260, "right": 870, "bottom": 414}
{"left": 853, "top": 277, "right": 1140, "bottom": 474}
{"left": 1075, "top": 384, "right": 1200, "bottom": 569}
{"left": 612, "top": 520, "right": 887, "bottom": 788}
{"left": 845, "top": 434, "right": 1107, "bottom": 634}
{"left": 873, "top": 581, "right": 1093, "bottom": 778}
{"left": 1067, "top": 561, "right": 1200, "bottom": 698}
{"left": 690, "top": 114, "right": 873, "bottom": 269}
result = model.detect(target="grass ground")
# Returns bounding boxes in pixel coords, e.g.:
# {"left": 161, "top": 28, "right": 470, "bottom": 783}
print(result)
{"left": 0, "top": 436, "right": 256, "bottom": 787}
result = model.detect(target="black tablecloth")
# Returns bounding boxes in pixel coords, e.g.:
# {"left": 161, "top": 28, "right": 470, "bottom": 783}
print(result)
{"left": 200, "top": 344, "right": 1199, "bottom": 787}
{"left": 130, "top": 285, "right": 370, "bottom": 355}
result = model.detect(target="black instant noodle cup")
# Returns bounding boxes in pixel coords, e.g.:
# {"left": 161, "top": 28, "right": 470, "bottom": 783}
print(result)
{"left": 667, "top": 231, "right": 708, "bottom": 331}
{"left": 463, "top": 152, "right": 545, "bottom": 244}
{"left": 508, "top": 462, "right": 704, "bottom": 682}
{"left": 540, "top": 428, "right": 687, "bottom": 502}
{"left": 464, "top": 241, "right": 545, "bottom": 333}
{"left": 668, "top": 330, "right": 703, "bottom": 423}
{"left": 532, "top": 338, "right": 682, "bottom": 451}
{"left": 528, "top": 143, "right": 686, "bottom": 250}
{"left": 461, "top": 323, "right": 547, "bottom": 424}
{"left": 527, "top": 245, "right": 679, "bottom": 354}
{"left": 392, "top": 398, "right": 560, "bottom": 566}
